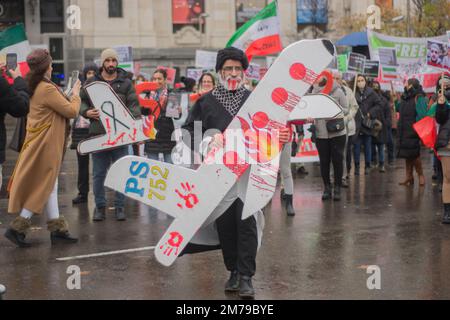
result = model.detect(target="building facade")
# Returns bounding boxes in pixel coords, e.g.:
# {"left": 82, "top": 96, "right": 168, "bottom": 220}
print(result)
{"left": 0, "top": 0, "right": 409, "bottom": 83}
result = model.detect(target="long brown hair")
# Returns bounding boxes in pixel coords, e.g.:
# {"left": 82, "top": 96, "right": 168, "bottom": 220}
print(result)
{"left": 26, "top": 63, "right": 50, "bottom": 97}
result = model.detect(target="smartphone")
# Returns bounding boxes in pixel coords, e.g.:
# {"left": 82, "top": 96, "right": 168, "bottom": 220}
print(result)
{"left": 71, "top": 71, "right": 80, "bottom": 88}
{"left": 6, "top": 53, "right": 18, "bottom": 71}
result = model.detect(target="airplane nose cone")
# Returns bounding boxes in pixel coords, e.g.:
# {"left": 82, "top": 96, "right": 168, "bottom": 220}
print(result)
{"left": 321, "top": 39, "right": 335, "bottom": 56}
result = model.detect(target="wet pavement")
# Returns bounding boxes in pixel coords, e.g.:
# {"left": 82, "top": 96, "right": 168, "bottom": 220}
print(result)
{"left": 1, "top": 118, "right": 450, "bottom": 300}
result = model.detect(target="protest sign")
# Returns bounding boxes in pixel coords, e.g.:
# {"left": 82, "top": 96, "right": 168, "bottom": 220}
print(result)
{"left": 363, "top": 60, "right": 380, "bottom": 78}
{"left": 195, "top": 50, "right": 217, "bottom": 70}
{"left": 245, "top": 63, "right": 261, "bottom": 80}
{"left": 347, "top": 52, "right": 366, "bottom": 74}
{"left": 166, "top": 93, "right": 185, "bottom": 118}
{"left": 186, "top": 68, "right": 204, "bottom": 82}
{"left": 378, "top": 47, "right": 399, "bottom": 80}
{"left": 113, "top": 45, "right": 134, "bottom": 73}
{"left": 337, "top": 54, "right": 348, "bottom": 73}
{"left": 426, "top": 40, "right": 449, "bottom": 71}
{"left": 291, "top": 124, "right": 319, "bottom": 163}
{"left": 368, "top": 30, "right": 447, "bottom": 91}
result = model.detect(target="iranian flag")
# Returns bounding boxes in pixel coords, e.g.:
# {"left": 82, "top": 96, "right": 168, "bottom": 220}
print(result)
{"left": 0, "top": 24, "right": 31, "bottom": 83}
{"left": 226, "top": 1, "right": 282, "bottom": 62}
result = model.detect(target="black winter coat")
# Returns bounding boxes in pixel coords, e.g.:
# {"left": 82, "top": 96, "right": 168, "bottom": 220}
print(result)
{"left": 435, "top": 101, "right": 450, "bottom": 150}
{"left": 80, "top": 68, "right": 141, "bottom": 136}
{"left": 0, "top": 75, "right": 30, "bottom": 163}
{"left": 144, "top": 114, "right": 177, "bottom": 154}
{"left": 354, "top": 87, "right": 382, "bottom": 136}
{"left": 397, "top": 91, "right": 421, "bottom": 159}
{"left": 182, "top": 89, "right": 251, "bottom": 154}
{"left": 372, "top": 93, "right": 391, "bottom": 144}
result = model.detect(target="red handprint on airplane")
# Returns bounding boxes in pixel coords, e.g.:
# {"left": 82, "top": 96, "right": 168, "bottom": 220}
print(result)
{"left": 159, "top": 232, "right": 184, "bottom": 257}
{"left": 176, "top": 182, "right": 199, "bottom": 209}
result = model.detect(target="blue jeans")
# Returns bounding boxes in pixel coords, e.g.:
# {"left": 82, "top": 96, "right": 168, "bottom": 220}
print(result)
{"left": 386, "top": 126, "right": 395, "bottom": 163}
{"left": 373, "top": 143, "right": 385, "bottom": 165}
{"left": 147, "top": 152, "right": 173, "bottom": 164}
{"left": 92, "top": 146, "right": 129, "bottom": 208}
{"left": 353, "top": 134, "right": 372, "bottom": 168}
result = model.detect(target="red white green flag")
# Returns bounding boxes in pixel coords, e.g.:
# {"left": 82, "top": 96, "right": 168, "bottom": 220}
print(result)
{"left": 0, "top": 24, "right": 31, "bottom": 83}
{"left": 226, "top": 1, "right": 282, "bottom": 62}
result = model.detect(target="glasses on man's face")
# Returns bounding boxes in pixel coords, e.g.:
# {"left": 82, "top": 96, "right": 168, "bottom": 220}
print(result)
{"left": 431, "top": 50, "right": 439, "bottom": 54}
{"left": 222, "top": 66, "right": 243, "bottom": 72}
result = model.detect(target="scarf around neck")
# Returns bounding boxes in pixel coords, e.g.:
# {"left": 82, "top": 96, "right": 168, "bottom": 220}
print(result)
{"left": 212, "top": 83, "right": 247, "bottom": 117}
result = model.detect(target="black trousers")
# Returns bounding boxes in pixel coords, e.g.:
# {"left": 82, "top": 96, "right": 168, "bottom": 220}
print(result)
{"left": 316, "top": 135, "right": 346, "bottom": 187}
{"left": 346, "top": 135, "right": 354, "bottom": 175}
{"left": 216, "top": 198, "right": 258, "bottom": 277}
{"left": 77, "top": 151, "right": 90, "bottom": 196}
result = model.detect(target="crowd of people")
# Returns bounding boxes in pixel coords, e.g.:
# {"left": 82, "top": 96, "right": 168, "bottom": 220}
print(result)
{"left": 1, "top": 46, "right": 450, "bottom": 299}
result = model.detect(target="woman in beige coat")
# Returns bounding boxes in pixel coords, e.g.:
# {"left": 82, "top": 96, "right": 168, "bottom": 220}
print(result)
{"left": 5, "top": 49, "right": 81, "bottom": 248}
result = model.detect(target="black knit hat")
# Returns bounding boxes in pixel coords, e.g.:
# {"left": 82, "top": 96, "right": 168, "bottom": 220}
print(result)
{"left": 215, "top": 47, "right": 249, "bottom": 72}
{"left": 82, "top": 62, "right": 98, "bottom": 80}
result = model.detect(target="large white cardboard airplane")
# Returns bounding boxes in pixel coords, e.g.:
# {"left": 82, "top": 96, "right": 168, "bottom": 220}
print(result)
{"left": 101, "top": 39, "right": 339, "bottom": 266}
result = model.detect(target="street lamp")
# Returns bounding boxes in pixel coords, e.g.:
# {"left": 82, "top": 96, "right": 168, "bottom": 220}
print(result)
{"left": 391, "top": 15, "right": 404, "bottom": 23}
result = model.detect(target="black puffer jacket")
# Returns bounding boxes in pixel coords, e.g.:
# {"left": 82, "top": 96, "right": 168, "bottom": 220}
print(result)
{"left": 397, "top": 89, "right": 422, "bottom": 159}
{"left": 79, "top": 68, "right": 141, "bottom": 136}
{"left": 354, "top": 86, "right": 382, "bottom": 136}
{"left": 0, "top": 75, "right": 30, "bottom": 163}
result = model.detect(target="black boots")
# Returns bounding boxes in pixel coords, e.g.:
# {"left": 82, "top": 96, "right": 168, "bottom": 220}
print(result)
{"left": 443, "top": 204, "right": 450, "bottom": 225}
{"left": 115, "top": 207, "right": 126, "bottom": 221}
{"left": 281, "top": 189, "right": 296, "bottom": 216}
{"left": 4, "top": 217, "right": 31, "bottom": 248}
{"left": 285, "top": 194, "right": 296, "bottom": 216}
{"left": 322, "top": 185, "right": 332, "bottom": 200}
{"left": 224, "top": 271, "right": 255, "bottom": 299}
{"left": 93, "top": 207, "right": 126, "bottom": 221}
{"left": 47, "top": 217, "right": 78, "bottom": 245}
{"left": 51, "top": 231, "right": 78, "bottom": 244}
{"left": 239, "top": 275, "right": 255, "bottom": 299}
{"left": 224, "top": 270, "right": 240, "bottom": 292}
{"left": 333, "top": 185, "right": 341, "bottom": 201}
{"left": 5, "top": 216, "right": 77, "bottom": 247}
{"left": 93, "top": 207, "right": 106, "bottom": 221}
{"left": 72, "top": 194, "right": 87, "bottom": 204}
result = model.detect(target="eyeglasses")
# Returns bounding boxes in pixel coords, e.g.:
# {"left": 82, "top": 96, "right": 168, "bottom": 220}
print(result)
{"left": 202, "top": 80, "right": 214, "bottom": 84}
{"left": 222, "top": 66, "right": 243, "bottom": 72}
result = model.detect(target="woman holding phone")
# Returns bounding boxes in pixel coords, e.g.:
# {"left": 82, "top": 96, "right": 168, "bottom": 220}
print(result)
{"left": 5, "top": 49, "right": 81, "bottom": 248}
